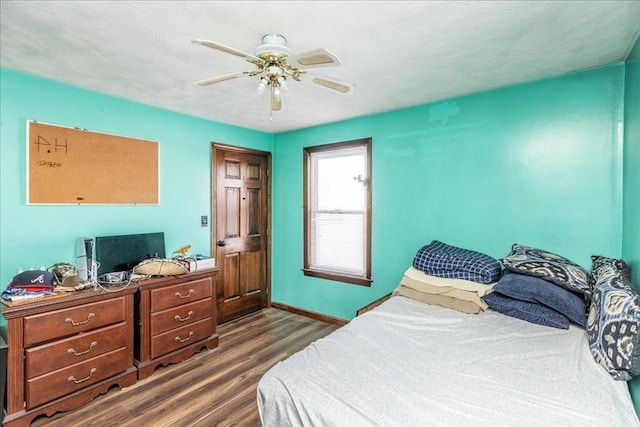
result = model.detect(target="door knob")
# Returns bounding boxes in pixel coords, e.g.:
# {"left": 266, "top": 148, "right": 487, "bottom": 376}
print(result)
{"left": 217, "top": 240, "right": 226, "bottom": 247}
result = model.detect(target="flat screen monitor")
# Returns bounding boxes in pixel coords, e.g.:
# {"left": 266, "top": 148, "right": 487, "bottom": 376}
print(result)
{"left": 95, "top": 232, "right": 165, "bottom": 275}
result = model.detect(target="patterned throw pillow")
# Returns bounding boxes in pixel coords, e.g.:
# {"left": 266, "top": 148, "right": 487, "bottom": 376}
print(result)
{"left": 591, "top": 255, "right": 632, "bottom": 287}
{"left": 413, "top": 240, "right": 501, "bottom": 284}
{"left": 586, "top": 256, "right": 640, "bottom": 381}
{"left": 500, "top": 244, "right": 591, "bottom": 295}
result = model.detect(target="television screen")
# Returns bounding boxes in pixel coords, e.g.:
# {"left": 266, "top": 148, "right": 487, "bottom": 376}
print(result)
{"left": 95, "top": 232, "right": 165, "bottom": 274}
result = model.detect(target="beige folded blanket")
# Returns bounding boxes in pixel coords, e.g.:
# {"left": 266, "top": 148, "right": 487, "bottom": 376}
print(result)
{"left": 394, "top": 266, "right": 495, "bottom": 314}
{"left": 393, "top": 285, "right": 486, "bottom": 314}
{"left": 403, "top": 266, "right": 495, "bottom": 295}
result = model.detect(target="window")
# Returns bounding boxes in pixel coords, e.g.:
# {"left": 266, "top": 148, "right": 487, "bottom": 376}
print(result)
{"left": 303, "top": 138, "right": 372, "bottom": 286}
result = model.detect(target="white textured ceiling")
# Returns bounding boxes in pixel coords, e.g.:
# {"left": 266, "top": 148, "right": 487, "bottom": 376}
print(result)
{"left": 1, "top": 1, "right": 639, "bottom": 133}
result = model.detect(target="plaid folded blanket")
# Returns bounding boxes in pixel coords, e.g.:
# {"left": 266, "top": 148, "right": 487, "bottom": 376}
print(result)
{"left": 413, "top": 240, "right": 501, "bottom": 284}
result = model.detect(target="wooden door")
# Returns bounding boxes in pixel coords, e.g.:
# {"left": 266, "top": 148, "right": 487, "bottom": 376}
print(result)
{"left": 213, "top": 145, "right": 271, "bottom": 324}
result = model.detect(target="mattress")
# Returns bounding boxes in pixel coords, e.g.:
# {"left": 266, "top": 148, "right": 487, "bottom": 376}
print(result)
{"left": 257, "top": 296, "right": 639, "bottom": 426}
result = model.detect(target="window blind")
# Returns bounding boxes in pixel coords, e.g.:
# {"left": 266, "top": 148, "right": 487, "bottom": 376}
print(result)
{"left": 309, "top": 146, "right": 367, "bottom": 277}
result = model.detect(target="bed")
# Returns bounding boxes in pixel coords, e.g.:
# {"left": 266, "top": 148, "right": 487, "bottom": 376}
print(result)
{"left": 257, "top": 295, "right": 639, "bottom": 426}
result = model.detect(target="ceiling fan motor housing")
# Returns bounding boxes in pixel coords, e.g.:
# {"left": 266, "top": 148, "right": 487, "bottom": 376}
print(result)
{"left": 255, "top": 34, "right": 291, "bottom": 59}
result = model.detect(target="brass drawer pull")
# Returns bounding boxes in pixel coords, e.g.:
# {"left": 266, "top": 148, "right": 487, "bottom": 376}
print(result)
{"left": 65, "top": 313, "right": 95, "bottom": 326}
{"left": 175, "top": 311, "right": 194, "bottom": 322}
{"left": 68, "top": 368, "right": 97, "bottom": 384}
{"left": 174, "top": 289, "right": 194, "bottom": 299}
{"left": 67, "top": 341, "right": 97, "bottom": 356}
{"left": 174, "top": 331, "right": 194, "bottom": 343}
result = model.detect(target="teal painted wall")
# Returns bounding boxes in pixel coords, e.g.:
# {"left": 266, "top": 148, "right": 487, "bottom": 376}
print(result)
{"left": 623, "top": 34, "right": 640, "bottom": 416}
{"left": 272, "top": 64, "right": 624, "bottom": 321}
{"left": 0, "top": 68, "right": 272, "bottom": 298}
{"left": 623, "top": 36, "right": 640, "bottom": 291}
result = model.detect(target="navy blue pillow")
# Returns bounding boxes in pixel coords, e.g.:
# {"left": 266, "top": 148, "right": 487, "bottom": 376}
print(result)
{"left": 493, "top": 272, "right": 587, "bottom": 327}
{"left": 483, "top": 292, "right": 569, "bottom": 329}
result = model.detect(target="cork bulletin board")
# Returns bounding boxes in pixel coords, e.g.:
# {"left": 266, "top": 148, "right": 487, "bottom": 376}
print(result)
{"left": 27, "top": 121, "right": 159, "bottom": 205}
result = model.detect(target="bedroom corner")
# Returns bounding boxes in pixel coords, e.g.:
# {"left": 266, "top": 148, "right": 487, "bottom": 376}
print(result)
{"left": 622, "top": 33, "right": 640, "bottom": 416}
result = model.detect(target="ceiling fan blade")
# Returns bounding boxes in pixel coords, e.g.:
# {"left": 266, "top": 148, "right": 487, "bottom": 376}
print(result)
{"left": 303, "top": 73, "right": 355, "bottom": 94}
{"left": 192, "top": 39, "right": 264, "bottom": 64}
{"left": 194, "top": 70, "right": 254, "bottom": 86}
{"left": 286, "top": 48, "right": 341, "bottom": 69}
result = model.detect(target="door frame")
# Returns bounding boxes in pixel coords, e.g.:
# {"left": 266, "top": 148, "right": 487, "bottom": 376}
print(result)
{"left": 211, "top": 142, "right": 272, "bottom": 310}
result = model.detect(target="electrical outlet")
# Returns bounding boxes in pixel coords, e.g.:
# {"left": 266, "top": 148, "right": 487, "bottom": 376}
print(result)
{"left": 201, "top": 215, "right": 208, "bottom": 227}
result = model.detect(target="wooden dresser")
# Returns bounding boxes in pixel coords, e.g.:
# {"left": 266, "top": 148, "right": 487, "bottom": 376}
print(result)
{"left": 135, "top": 268, "right": 219, "bottom": 380}
{"left": 1, "top": 286, "right": 138, "bottom": 427}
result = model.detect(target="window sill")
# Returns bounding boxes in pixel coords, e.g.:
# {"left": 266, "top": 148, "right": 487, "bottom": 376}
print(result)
{"left": 302, "top": 268, "right": 372, "bottom": 287}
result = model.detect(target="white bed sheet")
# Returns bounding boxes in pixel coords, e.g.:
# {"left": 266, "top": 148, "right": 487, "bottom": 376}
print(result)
{"left": 257, "top": 296, "right": 639, "bottom": 427}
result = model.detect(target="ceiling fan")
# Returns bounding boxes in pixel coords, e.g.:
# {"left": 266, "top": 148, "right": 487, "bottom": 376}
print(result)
{"left": 191, "top": 34, "right": 355, "bottom": 120}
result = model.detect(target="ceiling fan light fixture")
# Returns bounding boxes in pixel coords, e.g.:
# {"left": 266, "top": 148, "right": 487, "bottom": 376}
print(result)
{"left": 277, "top": 75, "right": 288, "bottom": 91}
{"left": 273, "top": 85, "right": 281, "bottom": 102}
{"left": 257, "top": 78, "right": 268, "bottom": 96}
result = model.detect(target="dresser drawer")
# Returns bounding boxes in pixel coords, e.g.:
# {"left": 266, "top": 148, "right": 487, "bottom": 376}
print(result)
{"left": 151, "top": 298, "right": 212, "bottom": 336}
{"left": 150, "top": 278, "right": 212, "bottom": 312}
{"left": 26, "top": 322, "right": 127, "bottom": 379}
{"left": 150, "top": 317, "right": 211, "bottom": 359}
{"left": 26, "top": 347, "right": 129, "bottom": 409}
{"left": 24, "top": 297, "right": 126, "bottom": 346}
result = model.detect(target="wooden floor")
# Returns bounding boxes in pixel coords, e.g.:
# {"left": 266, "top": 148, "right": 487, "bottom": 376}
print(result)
{"left": 31, "top": 308, "right": 340, "bottom": 427}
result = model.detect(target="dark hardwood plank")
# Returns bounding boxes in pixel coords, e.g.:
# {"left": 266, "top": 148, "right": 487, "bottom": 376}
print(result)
{"left": 30, "top": 308, "right": 340, "bottom": 427}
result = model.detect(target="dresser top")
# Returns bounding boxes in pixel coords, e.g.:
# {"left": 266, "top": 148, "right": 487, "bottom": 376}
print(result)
{"left": 2, "top": 284, "right": 137, "bottom": 319}
{"left": 2, "top": 269, "right": 218, "bottom": 319}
